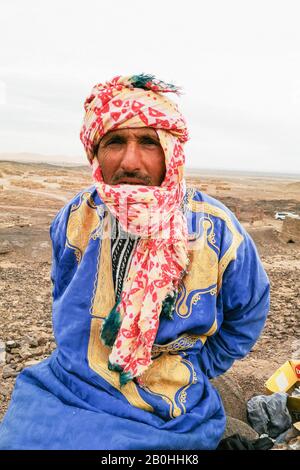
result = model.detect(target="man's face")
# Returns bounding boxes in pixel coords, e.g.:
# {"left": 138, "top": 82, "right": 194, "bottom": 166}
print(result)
{"left": 96, "top": 127, "right": 166, "bottom": 186}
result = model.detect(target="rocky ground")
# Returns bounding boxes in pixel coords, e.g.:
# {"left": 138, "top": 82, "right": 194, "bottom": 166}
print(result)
{"left": 0, "top": 161, "right": 299, "bottom": 449}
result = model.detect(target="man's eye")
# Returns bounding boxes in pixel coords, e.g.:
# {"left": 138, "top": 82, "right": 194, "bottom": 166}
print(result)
{"left": 106, "top": 138, "right": 124, "bottom": 146}
{"left": 140, "top": 138, "right": 158, "bottom": 146}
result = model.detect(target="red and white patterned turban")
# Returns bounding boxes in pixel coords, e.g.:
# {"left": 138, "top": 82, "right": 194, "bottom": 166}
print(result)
{"left": 80, "top": 74, "right": 188, "bottom": 163}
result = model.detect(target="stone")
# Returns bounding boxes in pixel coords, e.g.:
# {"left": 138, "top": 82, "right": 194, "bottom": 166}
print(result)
{"left": 6, "top": 340, "right": 18, "bottom": 350}
{"left": 0, "top": 387, "right": 10, "bottom": 398}
{"left": 0, "top": 340, "right": 6, "bottom": 365}
{"left": 19, "top": 346, "right": 35, "bottom": 360}
{"left": 2, "top": 365, "right": 18, "bottom": 379}
{"left": 211, "top": 374, "right": 248, "bottom": 422}
{"left": 222, "top": 416, "right": 259, "bottom": 440}
{"left": 9, "top": 348, "right": 21, "bottom": 355}
{"left": 272, "top": 442, "right": 288, "bottom": 450}
{"left": 280, "top": 217, "right": 300, "bottom": 243}
{"left": 288, "top": 436, "right": 300, "bottom": 450}
{"left": 0, "top": 240, "right": 13, "bottom": 254}
{"left": 5, "top": 353, "right": 13, "bottom": 363}
{"left": 37, "top": 332, "right": 49, "bottom": 346}
{"left": 25, "top": 335, "right": 39, "bottom": 348}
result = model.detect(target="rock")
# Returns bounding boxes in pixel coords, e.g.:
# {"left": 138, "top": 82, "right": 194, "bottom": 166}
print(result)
{"left": 0, "top": 386, "right": 10, "bottom": 398}
{"left": 0, "top": 340, "right": 6, "bottom": 365}
{"left": 9, "top": 347, "right": 21, "bottom": 355}
{"left": 211, "top": 374, "right": 248, "bottom": 422}
{"left": 272, "top": 442, "right": 289, "bottom": 450}
{"left": 288, "top": 436, "right": 300, "bottom": 450}
{"left": 24, "top": 335, "right": 39, "bottom": 348}
{"left": 0, "top": 240, "right": 13, "bottom": 254}
{"left": 5, "top": 353, "right": 13, "bottom": 363}
{"left": 38, "top": 338, "right": 47, "bottom": 346}
{"left": 37, "top": 332, "right": 50, "bottom": 346}
{"left": 2, "top": 365, "right": 17, "bottom": 379}
{"left": 19, "top": 346, "right": 36, "bottom": 360}
{"left": 223, "top": 416, "right": 259, "bottom": 440}
{"left": 6, "top": 340, "right": 18, "bottom": 350}
{"left": 280, "top": 217, "right": 300, "bottom": 244}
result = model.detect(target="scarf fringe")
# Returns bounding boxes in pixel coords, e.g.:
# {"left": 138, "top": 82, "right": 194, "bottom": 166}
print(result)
{"left": 101, "top": 299, "right": 122, "bottom": 347}
{"left": 108, "top": 361, "right": 123, "bottom": 372}
{"left": 129, "top": 74, "right": 181, "bottom": 94}
{"left": 120, "top": 371, "right": 133, "bottom": 387}
{"left": 108, "top": 360, "right": 133, "bottom": 387}
{"left": 161, "top": 291, "right": 178, "bottom": 320}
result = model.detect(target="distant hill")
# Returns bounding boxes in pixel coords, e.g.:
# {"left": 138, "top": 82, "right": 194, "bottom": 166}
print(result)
{"left": 0, "top": 152, "right": 87, "bottom": 167}
{"left": 185, "top": 167, "right": 300, "bottom": 180}
{"left": 287, "top": 181, "right": 300, "bottom": 190}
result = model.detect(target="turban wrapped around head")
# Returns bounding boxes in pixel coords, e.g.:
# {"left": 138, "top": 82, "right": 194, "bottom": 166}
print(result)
{"left": 80, "top": 74, "right": 188, "bottom": 164}
{"left": 79, "top": 74, "right": 190, "bottom": 386}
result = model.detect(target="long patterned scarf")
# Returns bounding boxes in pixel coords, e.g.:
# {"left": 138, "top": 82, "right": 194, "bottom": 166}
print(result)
{"left": 80, "top": 74, "right": 189, "bottom": 385}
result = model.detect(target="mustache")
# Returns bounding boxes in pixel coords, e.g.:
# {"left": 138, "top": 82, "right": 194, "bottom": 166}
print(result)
{"left": 111, "top": 170, "right": 152, "bottom": 185}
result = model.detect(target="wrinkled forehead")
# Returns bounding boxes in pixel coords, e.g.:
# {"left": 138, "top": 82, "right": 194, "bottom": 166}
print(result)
{"left": 100, "top": 127, "right": 160, "bottom": 143}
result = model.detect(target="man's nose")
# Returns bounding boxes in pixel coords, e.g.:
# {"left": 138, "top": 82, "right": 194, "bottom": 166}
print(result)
{"left": 120, "top": 141, "right": 142, "bottom": 172}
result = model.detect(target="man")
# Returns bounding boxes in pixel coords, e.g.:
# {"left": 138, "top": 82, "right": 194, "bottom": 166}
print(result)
{"left": 0, "top": 74, "right": 270, "bottom": 450}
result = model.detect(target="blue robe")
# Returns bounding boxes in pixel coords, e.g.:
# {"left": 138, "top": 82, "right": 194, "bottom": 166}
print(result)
{"left": 0, "top": 186, "right": 270, "bottom": 450}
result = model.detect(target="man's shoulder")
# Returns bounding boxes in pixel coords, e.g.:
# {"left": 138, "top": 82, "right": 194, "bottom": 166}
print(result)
{"left": 65, "top": 183, "right": 103, "bottom": 209}
{"left": 186, "top": 187, "right": 249, "bottom": 267}
{"left": 65, "top": 184, "right": 101, "bottom": 209}
{"left": 50, "top": 184, "right": 102, "bottom": 228}
{"left": 187, "top": 186, "right": 238, "bottom": 222}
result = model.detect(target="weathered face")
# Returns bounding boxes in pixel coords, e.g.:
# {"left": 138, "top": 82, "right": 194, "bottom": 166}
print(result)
{"left": 96, "top": 127, "right": 166, "bottom": 186}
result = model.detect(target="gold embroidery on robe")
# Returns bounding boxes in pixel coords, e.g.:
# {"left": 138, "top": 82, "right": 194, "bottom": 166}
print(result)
{"left": 138, "top": 352, "right": 197, "bottom": 418}
{"left": 175, "top": 199, "right": 244, "bottom": 322}
{"left": 189, "top": 200, "right": 244, "bottom": 292}
{"left": 90, "top": 213, "right": 115, "bottom": 318}
{"left": 151, "top": 333, "right": 207, "bottom": 355}
{"left": 66, "top": 192, "right": 101, "bottom": 263}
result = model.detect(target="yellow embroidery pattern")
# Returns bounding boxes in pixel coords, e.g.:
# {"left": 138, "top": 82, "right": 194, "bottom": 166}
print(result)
{"left": 66, "top": 192, "right": 101, "bottom": 263}
{"left": 176, "top": 216, "right": 219, "bottom": 319}
{"left": 152, "top": 333, "right": 207, "bottom": 355}
{"left": 189, "top": 200, "right": 244, "bottom": 293}
{"left": 175, "top": 198, "right": 244, "bottom": 321}
{"left": 90, "top": 213, "right": 115, "bottom": 318}
{"left": 138, "top": 352, "right": 197, "bottom": 418}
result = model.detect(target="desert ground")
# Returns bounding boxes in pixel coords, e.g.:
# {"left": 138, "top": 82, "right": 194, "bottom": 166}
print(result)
{"left": 0, "top": 160, "right": 299, "bottom": 438}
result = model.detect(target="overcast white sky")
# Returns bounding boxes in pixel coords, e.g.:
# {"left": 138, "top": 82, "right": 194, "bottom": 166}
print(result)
{"left": 0, "top": 0, "right": 300, "bottom": 174}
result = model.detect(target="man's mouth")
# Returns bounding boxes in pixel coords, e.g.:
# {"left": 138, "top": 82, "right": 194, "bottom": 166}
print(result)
{"left": 115, "top": 178, "right": 148, "bottom": 185}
